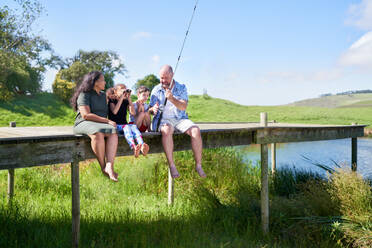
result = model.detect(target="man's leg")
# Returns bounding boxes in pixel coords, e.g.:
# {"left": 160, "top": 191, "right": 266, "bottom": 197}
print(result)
{"left": 185, "top": 126, "right": 206, "bottom": 178}
{"left": 161, "top": 124, "right": 179, "bottom": 178}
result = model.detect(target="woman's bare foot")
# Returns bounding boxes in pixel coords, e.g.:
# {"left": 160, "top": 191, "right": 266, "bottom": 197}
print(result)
{"left": 196, "top": 165, "right": 206, "bottom": 178}
{"left": 104, "top": 162, "right": 118, "bottom": 182}
{"left": 134, "top": 144, "right": 140, "bottom": 158}
{"left": 169, "top": 165, "right": 180, "bottom": 178}
{"left": 141, "top": 143, "right": 149, "bottom": 156}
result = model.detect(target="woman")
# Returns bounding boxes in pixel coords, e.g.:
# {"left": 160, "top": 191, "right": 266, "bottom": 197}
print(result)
{"left": 70, "top": 71, "right": 118, "bottom": 182}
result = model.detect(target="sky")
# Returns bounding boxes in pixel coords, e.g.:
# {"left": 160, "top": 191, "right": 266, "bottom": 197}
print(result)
{"left": 3, "top": 0, "right": 372, "bottom": 105}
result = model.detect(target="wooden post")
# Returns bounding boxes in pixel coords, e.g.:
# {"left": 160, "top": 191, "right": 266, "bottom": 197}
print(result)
{"left": 168, "top": 168, "right": 174, "bottom": 205}
{"left": 260, "top": 112, "right": 267, "bottom": 127}
{"left": 260, "top": 113, "right": 269, "bottom": 233}
{"left": 271, "top": 143, "right": 276, "bottom": 174}
{"left": 351, "top": 123, "right": 357, "bottom": 171}
{"left": 270, "top": 120, "right": 277, "bottom": 174}
{"left": 8, "top": 122, "right": 16, "bottom": 202}
{"left": 71, "top": 151, "right": 80, "bottom": 248}
{"left": 7, "top": 169, "right": 14, "bottom": 202}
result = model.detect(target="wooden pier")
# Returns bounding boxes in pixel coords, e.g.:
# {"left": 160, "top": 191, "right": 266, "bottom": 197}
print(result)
{"left": 0, "top": 115, "right": 366, "bottom": 247}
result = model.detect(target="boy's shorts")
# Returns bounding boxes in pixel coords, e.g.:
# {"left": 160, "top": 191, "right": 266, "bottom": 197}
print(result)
{"left": 138, "top": 123, "right": 148, "bottom": 132}
{"left": 160, "top": 118, "right": 197, "bottom": 133}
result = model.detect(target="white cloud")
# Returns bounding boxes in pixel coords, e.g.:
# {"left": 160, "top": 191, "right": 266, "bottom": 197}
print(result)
{"left": 345, "top": 0, "right": 372, "bottom": 30}
{"left": 131, "top": 31, "right": 152, "bottom": 40}
{"left": 339, "top": 31, "right": 372, "bottom": 69}
{"left": 151, "top": 54, "right": 160, "bottom": 63}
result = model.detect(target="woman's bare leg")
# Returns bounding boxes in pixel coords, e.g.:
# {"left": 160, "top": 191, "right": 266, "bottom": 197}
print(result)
{"left": 88, "top": 133, "right": 107, "bottom": 173}
{"left": 104, "top": 133, "right": 118, "bottom": 181}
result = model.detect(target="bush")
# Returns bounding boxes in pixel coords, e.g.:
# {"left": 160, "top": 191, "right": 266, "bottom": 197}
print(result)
{"left": 328, "top": 169, "right": 372, "bottom": 247}
{"left": 0, "top": 83, "right": 14, "bottom": 101}
{"left": 52, "top": 72, "right": 76, "bottom": 103}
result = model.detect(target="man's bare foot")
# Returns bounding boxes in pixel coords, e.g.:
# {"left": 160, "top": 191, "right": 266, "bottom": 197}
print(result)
{"left": 196, "top": 165, "right": 206, "bottom": 178}
{"left": 141, "top": 143, "right": 149, "bottom": 156}
{"left": 104, "top": 162, "right": 118, "bottom": 182}
{"left": 134, "top": 144, "right": 140, "bottom": 158}
{"left": 169, "top": 165, "right": 180, "bottom": 178}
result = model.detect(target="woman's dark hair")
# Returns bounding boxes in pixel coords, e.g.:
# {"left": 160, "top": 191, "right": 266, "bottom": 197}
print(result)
{"left": 70, "top": 71, "right": 103, "bottom": 111}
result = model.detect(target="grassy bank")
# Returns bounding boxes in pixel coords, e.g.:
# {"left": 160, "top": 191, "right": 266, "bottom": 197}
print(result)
{"left": 1, "top": 93, "right": 372, "bottom": 127}
{"left": 0, "top": 149, "right": 371, "bottom": 247}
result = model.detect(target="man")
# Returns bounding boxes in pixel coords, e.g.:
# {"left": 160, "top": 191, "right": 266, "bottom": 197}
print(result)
{"left": 149, "top": 65, "right": 206, "bottom": 178}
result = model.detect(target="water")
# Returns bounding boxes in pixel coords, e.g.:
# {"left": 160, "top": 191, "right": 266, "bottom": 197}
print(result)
{"left": 236, "top": 138, "right": 372, "bottom": 179}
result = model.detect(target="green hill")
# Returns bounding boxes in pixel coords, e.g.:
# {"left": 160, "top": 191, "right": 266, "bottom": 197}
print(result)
{"left": 289, "top": 93, "right": 372, "bottom": 108}
{"left": 1, "top": 93, "right": 372, "bottom": 127}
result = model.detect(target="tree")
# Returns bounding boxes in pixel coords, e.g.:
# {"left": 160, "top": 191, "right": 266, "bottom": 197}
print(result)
{"left": 133, "top": 74, "right": 160, "bottom": 93}
{"left": 53, "top": 50, "right": 126, "bottom": 102}
{"left": 0, "top": 1, "right": 60, "bottom": 101}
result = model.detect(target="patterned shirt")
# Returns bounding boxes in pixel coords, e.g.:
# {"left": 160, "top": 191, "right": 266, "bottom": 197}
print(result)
{"left": 149, "top": 80, "right": 189, "bottom": 131}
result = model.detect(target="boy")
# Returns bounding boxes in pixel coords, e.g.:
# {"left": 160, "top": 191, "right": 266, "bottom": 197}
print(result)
{"left": 129, "top": 86, "right": 151, "bottom": 132}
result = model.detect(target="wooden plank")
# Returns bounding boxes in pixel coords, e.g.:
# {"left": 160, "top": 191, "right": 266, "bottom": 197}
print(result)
{"left": 80, "top": 129, "right": 254, "bottom": 160}
{"left": 255, "top": 126, "right": 365, "bottom": 144}
{"left": 0, "top": 140, "right": 86, "bottom": 169}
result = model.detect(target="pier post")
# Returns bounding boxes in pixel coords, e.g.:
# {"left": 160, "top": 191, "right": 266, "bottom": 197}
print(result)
{"left": 168, "top": 168, "right": 174, "bottom": 205}
{"left": 271, "top": 143, "right": 276, "bottom": 174}
{"left": 260, "top": 113, "right": 269, "bottom": 234}
{"left": 71, "top": 145, "right": 81, "bottom": 248}
{"left": 8, "top": 122, "right": 16, "bottom": 202}
{"left": 351, "top": 123, "right": 357, "bottom": 171}
{"left": 271, "top": 120, "right": 276, "bottom": 174}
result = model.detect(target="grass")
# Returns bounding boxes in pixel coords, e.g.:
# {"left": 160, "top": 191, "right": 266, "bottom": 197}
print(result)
{"left": 289, "top": 93, "right": 372, "bottom": 108}
{"left": 1, "top": 93, "right": 372, "bottom": 127}
{"left": 0, "top": 148, "right": 371, "bottom": 247}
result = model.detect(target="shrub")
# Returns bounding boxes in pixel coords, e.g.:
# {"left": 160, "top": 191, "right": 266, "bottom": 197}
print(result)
{"left": 52, "top": 72, "right": 76, "bottom": 103}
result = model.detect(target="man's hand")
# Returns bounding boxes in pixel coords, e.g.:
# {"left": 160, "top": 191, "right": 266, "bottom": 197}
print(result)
{"left": 165, "top": 89, "right": 173, "bottom": 101}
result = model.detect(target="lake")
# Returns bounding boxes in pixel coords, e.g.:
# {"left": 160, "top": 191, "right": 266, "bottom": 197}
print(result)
{"left": 236, "top": 137, "right": 372, "bottom": 179}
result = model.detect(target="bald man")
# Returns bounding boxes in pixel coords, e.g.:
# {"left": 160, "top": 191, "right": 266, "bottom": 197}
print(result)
{"left": 149, "top": 65, "right": 206, "bottom": 178}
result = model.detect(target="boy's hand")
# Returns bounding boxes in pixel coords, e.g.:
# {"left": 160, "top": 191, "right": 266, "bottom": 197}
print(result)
{"left": 152, "top": 102, "right": 159, "bottom": 115}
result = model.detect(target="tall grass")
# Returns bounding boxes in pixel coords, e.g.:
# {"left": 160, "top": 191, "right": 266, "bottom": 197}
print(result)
{"left": 0, "top": 148, "right": 371, "bottom": 247}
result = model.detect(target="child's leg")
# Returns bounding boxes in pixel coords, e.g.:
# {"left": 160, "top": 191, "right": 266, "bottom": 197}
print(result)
{"left": 125, "top": 125, "right": 140, "bottom": 157}
{"left": 130, "top": 124, "right": 149, "bottom": 155}
{"left": 130, "top": 124, "right": 144, "bottom": 145}
{"left": 123, "top": 125, "right": 136, "bottom": 148}
{"left": 143, "top": 112, "right": 151, "bottom": 129}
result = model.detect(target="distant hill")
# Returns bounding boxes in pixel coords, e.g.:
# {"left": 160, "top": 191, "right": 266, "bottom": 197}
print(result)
{"left": 288, "top": 93, "right": 372, "bottom": 108}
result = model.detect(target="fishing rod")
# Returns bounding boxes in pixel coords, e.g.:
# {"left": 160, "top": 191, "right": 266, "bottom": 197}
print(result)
{"left": 156, "top": 0, "right": 199, "bottom": 131}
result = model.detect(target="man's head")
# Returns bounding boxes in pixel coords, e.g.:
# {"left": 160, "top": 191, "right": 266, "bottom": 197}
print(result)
{"left": 159, "top": 65, "right": 174, "bottom": 89}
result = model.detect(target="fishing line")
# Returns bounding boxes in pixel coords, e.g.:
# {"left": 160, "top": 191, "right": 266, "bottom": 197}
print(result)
{"left": 156, "top": 0, "right": 199, "bottom": 131}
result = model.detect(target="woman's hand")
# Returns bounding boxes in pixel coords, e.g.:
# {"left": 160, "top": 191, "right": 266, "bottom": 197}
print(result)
{"left": 108, "top": 120, "right": 117, "bottom": 128}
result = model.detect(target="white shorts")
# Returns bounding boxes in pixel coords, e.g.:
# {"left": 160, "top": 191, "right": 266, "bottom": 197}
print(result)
{"left": 160, "top": 118, "right": 197, "bottom": 133}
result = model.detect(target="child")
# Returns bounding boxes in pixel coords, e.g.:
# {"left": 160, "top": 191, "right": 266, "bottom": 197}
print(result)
{"left": 108, "top": 84, "right": 149, "bottom": 157}
{"left": 129, "top": 86, "right": 151, "bottom": 132}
